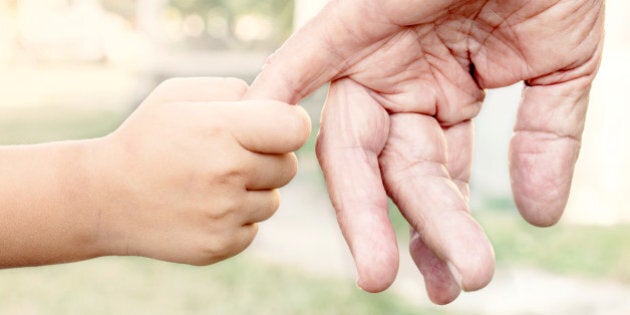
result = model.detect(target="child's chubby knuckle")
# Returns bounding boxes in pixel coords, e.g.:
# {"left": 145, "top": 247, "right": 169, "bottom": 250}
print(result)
{"left": 195, "top": 147, "right": 245, "bottom": 184}
{"left": 199, "top": 118, "right": 230, "bottom": 140}
{"left": 206, "top": 195, "right": 242, "bottom": 220}
{"left": 211, "top": 161, "right": 247, "bottom": 187}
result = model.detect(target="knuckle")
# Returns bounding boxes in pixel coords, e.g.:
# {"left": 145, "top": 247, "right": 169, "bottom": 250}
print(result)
{"left": 208, "top": 195, "right": 241, "bottom": 220}
{"left": 201, "top": 120, "right": 229, "bottom": 140}
{"left": 205, "top": 155, "right": 248, "bottom": 188}
{"left": 217, "top": 163, "right": 247, "bottom": 187}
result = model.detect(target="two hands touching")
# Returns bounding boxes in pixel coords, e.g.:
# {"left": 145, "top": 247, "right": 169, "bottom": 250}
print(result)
{"left": 0, "top": 0, "right": 605, "bottom": 306}
{"left": 248, "top": 0, "right": 605, "bottom": 304}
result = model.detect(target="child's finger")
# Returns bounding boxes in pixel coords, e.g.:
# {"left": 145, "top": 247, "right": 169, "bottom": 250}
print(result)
{"left": 224, "top": 100, "right": 311, "bottom": 154}
{"left": 244, "top": 153, "right": 298, "bottom": 191}
{"left": 241, "top": 189, "right": 281, "bottom": 224}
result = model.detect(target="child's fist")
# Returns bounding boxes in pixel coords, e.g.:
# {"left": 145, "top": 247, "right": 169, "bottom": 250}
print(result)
{"left": 90, "top": 77, "right": 310, "bottom": 265}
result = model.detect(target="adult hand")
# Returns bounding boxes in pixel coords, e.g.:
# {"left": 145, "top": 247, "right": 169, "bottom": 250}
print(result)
{"left": 247, "top": 0, "right": 604, "bottom": 304}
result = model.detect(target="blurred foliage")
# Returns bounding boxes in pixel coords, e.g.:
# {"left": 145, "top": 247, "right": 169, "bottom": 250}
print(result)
{"left": 479, "top": 210, "right": 630, "bottom": 283}
{"left": 169, "top": 0, "right": 294, "bottom": 50}
{"left": 0, "top": 256, "right": 446, "bottom": 314}
{"left": 171, "top": 0, "right": 292, "bottom": 17}
{"left": 101, "top": 0, "right": 137, "bottom": 21}
{"left": 206, "top": 257, "right": 443, "bottom": 315}
{"left": 0, "top": 106, "right": 126, "bottom": 145}
{"left": 99, "top": 0, "right": 294, "bottom": 50}
{"left": 388, "top": 203, "right": 630, "bottom": 283}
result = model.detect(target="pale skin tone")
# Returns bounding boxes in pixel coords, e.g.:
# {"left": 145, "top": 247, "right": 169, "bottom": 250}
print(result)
{"left": 0, "top": 77, "right": 311, "bottom": 268}
{"left": 247, "top": 0, "right": 605, "bottom": 304}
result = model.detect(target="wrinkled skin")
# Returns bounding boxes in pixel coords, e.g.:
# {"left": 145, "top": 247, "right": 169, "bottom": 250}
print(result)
{"left": 247, "top": 0, "right": 605, "bottom": 304}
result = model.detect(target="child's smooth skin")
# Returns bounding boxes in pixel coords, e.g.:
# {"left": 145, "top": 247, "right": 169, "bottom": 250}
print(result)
{"left": 0, "top": 77, "right": 311, "bottom": 268}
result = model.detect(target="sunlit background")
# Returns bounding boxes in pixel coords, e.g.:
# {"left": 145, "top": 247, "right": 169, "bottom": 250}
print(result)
{"left": 0, "top": 0, "right": 628, "bottom": 314}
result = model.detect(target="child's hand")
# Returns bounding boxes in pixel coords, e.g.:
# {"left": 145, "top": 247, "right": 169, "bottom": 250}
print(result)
{"left": 91, "top": 77, "right": 310, "bottom": 265}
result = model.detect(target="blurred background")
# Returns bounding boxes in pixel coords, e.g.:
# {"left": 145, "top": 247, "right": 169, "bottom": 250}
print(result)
{"left": 0, "top": 0, "right": 628, "bottom": 314}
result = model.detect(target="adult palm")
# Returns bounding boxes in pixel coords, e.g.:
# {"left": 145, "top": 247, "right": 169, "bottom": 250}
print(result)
{"left": 247, "top": 0, "right": 604, "bottom": 304}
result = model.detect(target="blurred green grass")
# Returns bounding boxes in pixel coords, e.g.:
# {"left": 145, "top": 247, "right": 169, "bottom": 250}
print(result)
{"left": 479, "top": 210, "right": 630, "bottom": 283}
{"left": 388, "top": 203, "right": 630, "bottom": 284}
{"left": 0, "top": 256, "right": 438, "bottom": 315}
{"left": 0, "top": 106, "right": 128, "bottom": 144}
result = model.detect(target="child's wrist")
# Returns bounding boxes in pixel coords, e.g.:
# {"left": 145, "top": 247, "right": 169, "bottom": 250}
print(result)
{"left": 73, "top": 136, "right": 128, "bottom": 258}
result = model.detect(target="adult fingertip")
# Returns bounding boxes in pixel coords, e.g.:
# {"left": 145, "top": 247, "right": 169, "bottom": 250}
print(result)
{"left": 511, "top": 172, "right": 568, "bottom": 227}
{"left": 514, "top": 196, "right": 565, "bottom": 227}
{"left": 429, "top": 213, "right": 495, "bottom": 293}
{"left": 408, "top": 233, "right": 462, "bottom": 305}
{"left": 428, "top": 286, "right": 461, "bottom": 305}
{"left": 441, "top": 220, "right": 495, "bottom": 293}
{"left": 510, "top": 159, "right": 570, "bottom": 227}
{"left": 450, "top": 243, "right": 495, "bottom": 292}
{"left": 353, "top": 247, "right": 399, "bottom": 293}
{"left": 355, "top": 268, "right": 397, "bottom": 293}
{"left": 423, "top": 263, "right": 461, "bottom": 305}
